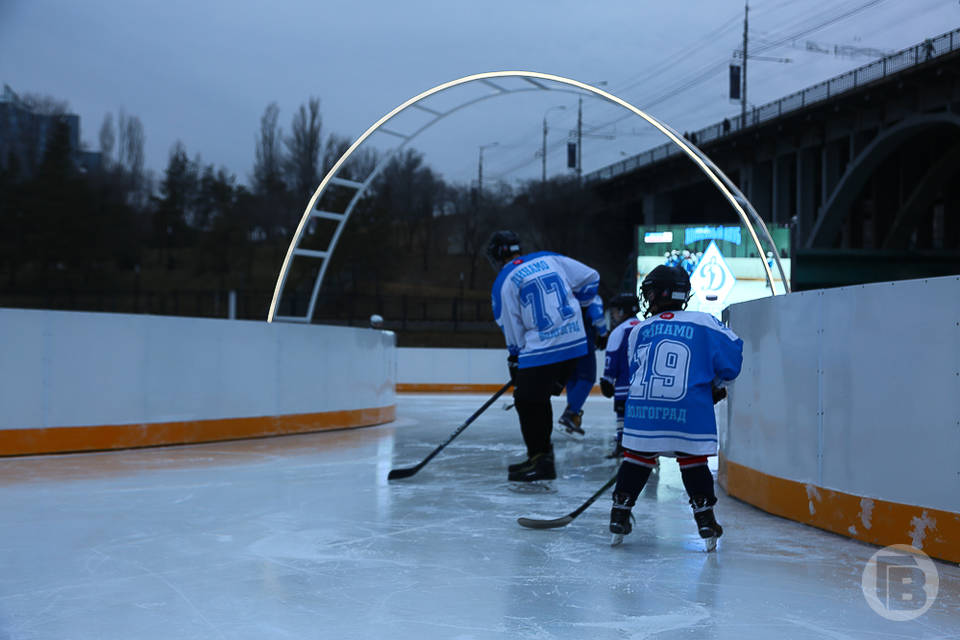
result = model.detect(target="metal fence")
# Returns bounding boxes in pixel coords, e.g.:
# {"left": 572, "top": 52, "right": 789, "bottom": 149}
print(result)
{"left": 586, "top": 28, "right": 960, "bottom": 184}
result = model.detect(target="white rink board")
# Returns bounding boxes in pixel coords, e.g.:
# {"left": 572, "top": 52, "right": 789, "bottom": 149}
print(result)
{"left": 720, "top": 291, "right": 821, "bottom": 481}
{"left": 726, "top": 275, "right": 960, "bottom": 514}
{"left": 0, "top": 309, "right": 396, "bottom": 430}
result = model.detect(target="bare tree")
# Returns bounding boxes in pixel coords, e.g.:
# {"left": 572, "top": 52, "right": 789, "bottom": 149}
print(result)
{"left": 98, "top": 113, "right": 115, "bottom": 166}
{"left": 117, "top": 111, "right": 145, "bottom": 179}
{"left": 322, "top": 132, "right": 351, "bottom": 177}
{"left": 252, "top": 102, "right": 284, "bottom": 196}
{"left": 284, "top": 97, "right": 322, "bottom": 200}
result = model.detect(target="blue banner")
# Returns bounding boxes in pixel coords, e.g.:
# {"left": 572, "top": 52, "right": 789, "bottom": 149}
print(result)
{"left": 684, "top": 226, "right": 742, "bottom": 246}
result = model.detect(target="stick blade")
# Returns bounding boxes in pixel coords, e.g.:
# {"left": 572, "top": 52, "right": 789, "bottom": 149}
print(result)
{"left": 387, "top": 467, "right": 419, "bottom": 480}
{"left": 516, "top": 515, "right": 574, "bottom": 530}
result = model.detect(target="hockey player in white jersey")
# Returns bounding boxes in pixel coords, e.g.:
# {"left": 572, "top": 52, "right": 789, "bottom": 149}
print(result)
{"left": 609, "top": 265, "right": 743, "bottom": 550}
{"left": 487, "top": 230, "right": 606, "bottom": 486}
{"left": 598, "top": 292, "right": 642, "bottom": 458}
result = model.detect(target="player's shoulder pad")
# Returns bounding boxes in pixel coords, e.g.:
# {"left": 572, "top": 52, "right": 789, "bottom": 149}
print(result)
{"left": 675, "top": 310, "right": 741, "bottom": 342}
{"left": 605, "top": 318, "right": 639, "bottom": 351}
{"left": 491, "top": 252, "right": 556, "bottom": 319}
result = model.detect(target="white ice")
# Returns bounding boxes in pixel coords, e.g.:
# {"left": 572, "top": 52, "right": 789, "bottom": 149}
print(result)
{"left": 1, "top": 395, "right": 957, "bottom": 639}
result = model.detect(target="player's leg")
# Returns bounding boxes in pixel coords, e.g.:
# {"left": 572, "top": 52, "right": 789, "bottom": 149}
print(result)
{"left": 559, "top": 350, "right": 596, "bottom": 437}
{"left": 606, "top": 401, "right": 625, "bottom": 458}
{"left": 509, "top": 365, "right": 559, "bottom": 482}
{"left": 677, "top": 454, "right": 722, "bottom": 549}
{"left": 609, "top": 450, "right": 658, "bottom": 544}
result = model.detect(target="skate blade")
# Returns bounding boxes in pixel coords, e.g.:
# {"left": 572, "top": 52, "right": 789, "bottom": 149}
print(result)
{"left": 507, "top": 480, "right": 556, "bottom": 494}
{"left": 703, "top": 536, "right": 718, "bottom": 552}
{"left": 610, "top": 533, "right": 624, "bottom": 546}
{"left": 559, "top": 427, "right": 585, "bottom": 441}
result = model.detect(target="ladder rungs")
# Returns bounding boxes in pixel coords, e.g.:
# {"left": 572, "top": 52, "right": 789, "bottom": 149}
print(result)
{"left": 329, "top": 176, "right": 364, "bottom": 190}
{"left": 312, "top": 210, "right": 346, "bottom": 221}
{"left": 412, "top": 103, "right": 444, "bottom": 117}
{"left": 273, "top": 315, "right": 310, "bottom": 323}
{"left": 294, "top": 248, "right": 329, "bottom": 259}
{"left": 482, "top": 79, "right": 508, "bottom": 93}
{"left": 378, "top": 128, "right": 409, "bottom": 139}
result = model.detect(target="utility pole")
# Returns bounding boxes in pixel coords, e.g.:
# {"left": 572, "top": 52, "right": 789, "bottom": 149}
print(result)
{"left": 576, "top": 96, "right": 583, "bottom": 182}
{"left": 741, "top": 0, "right": 749, "bottom": 127}
{"left": 478, "top": 141, "right": 498, "bottom": 196}
{"left": 575, "top": 81, "right": 605, "bottom": 181}
{"left": 542, "top": 105, "right": 566, "bottom": 185}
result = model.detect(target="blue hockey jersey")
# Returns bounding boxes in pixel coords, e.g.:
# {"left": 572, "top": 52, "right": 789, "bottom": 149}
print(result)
{"left": 622, "top": 310, "right": 743, "bottom": 456}
{"left": 491, "top": 251, "right": 604, "bottom": 369}
{"left": 601, "top": 316, "right": 641, "bottom": 402}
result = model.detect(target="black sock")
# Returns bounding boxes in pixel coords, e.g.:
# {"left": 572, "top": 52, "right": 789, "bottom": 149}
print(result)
{"left": 680, "top": 464, "right": 716, "bottom": 502}
{"left": 614, "top": 462, "right": 652, "bottom": 505}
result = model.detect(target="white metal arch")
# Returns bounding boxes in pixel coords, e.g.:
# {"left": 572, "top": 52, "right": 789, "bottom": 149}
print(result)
{"left": 268, "top": 71, "right": 788, "bottom": 324}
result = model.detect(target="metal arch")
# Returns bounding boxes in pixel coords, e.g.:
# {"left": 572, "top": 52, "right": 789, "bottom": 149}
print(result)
{"left": 268, "top": 71, "right": 783, "bottom": 323}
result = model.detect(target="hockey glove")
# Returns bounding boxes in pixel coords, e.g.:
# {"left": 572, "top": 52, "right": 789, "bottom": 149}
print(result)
{"left": 595, "top": 331, "right": 609, "bottom": 350}
{"left": 711, "top": 386, "right": 727, "bottom": 404}
{"left": 599, "top": 378, "right": 615, "bottom": 398}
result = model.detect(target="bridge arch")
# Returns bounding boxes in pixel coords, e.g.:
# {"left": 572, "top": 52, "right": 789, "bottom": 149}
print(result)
{"left": 268, "top": 71, "right": 786, "bottom": 324}
{"left": 806, "top": 112, "right": 960, "bottom": 249}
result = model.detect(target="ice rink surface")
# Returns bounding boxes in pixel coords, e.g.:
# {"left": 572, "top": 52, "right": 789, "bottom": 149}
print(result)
{"left": 1, "top": 394, "right": 957, "bottom": 639}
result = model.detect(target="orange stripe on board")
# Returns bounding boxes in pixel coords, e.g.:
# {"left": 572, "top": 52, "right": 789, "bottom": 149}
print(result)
{"left": 397, "top": 383, "right": 506, "bottom": 393}
{"left": 0, "top": 405, "right": 395, "bottom": 457}
{"left": 719, "top": 455, "right": 960, "bottom": 564}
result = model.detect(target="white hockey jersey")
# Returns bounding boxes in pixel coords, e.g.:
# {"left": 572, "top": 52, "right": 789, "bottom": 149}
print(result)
{"left": 491, "top": 251, "right": 603, "bottom": 368}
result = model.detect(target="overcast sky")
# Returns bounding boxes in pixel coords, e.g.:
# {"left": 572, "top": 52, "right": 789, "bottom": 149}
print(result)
{"left": 2, "top": 0, "right": 956, "bottom": 189}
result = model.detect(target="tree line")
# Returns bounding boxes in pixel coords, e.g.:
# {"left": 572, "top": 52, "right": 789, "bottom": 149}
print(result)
{"left": 0, "top": 94, "right": 636, "bottom": 325}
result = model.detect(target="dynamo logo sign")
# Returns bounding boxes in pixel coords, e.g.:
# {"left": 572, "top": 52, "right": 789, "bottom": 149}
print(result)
{"left": 690, "top": 240, "right": 735, "bottom": 306}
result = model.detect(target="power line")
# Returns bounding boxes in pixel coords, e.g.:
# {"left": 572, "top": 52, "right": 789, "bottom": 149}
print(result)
{"left": 491, "top": 0, "right": 895, "bottom": 181}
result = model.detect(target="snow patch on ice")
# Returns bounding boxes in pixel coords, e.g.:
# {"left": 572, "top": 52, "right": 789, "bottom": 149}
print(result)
{"left": 564, "top": 606, "right": 710, "bottom": 638}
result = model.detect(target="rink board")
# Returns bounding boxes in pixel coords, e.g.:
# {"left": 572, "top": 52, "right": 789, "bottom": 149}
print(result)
{"left": 722, "top": 275, "right": 960, "bottom": 563}
{"left": 0, "top": 309, "right": 397, "bottom": 455}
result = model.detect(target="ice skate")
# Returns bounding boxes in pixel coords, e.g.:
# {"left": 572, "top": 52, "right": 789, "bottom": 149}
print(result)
{"left": 508, "top": 455, "right": 533, "bottom": 473}
{"left": 691, "top": 496, "right": 722, "bottom": 552}
{"left": 609, "top": 493, "right": 634, "bottom": 546}
{"left": 508, "top": 449, "right": 556, "bottom": 493}
{"left": 558, "top": 408, "right": 585, "bottom": 439}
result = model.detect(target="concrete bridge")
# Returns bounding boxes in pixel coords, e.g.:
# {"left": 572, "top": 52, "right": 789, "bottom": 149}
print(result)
{"left": 588, "top": 29, "right": 960, "bottom": 289}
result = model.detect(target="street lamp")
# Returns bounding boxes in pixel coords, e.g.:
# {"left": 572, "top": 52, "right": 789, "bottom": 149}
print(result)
{"left": 542, "top": 105, "right": 567, "bottom": 184}
{"left": 478, "top": 141, "right": 499, "bottom": 195}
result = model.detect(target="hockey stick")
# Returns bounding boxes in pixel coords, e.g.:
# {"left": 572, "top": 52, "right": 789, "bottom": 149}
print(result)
{"left": 388, "top": 381, "right": 513, "bottom": 480}
{"left": 516, "top": 474, "right": 618, "bottom": 529}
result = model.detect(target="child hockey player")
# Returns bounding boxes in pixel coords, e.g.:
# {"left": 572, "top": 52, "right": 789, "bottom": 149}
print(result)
{"left": 486, "top": 230, "right": 606, "bottom": 487}
{"left": 610, "top": 265, "right": 743, "bottom": 550}
{"left": 598, "top": 292, "right": 642, "bottom": 457}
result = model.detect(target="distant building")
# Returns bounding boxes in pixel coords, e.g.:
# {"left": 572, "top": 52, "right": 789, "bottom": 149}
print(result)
{"left": 0, "top": 83, "right": 101, "bottom": 176}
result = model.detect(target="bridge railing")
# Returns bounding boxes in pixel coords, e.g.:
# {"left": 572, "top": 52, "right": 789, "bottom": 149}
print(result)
{"left": 587, "top": 28, "right": 960, "bottom": 184}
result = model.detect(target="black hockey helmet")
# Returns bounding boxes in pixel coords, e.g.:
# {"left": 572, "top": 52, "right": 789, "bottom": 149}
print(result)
{"left": 485, "top": 230, "right": 521, "bottom": 269}
{"left": 608, "top": 292, "right": 640, "bottom": 323}
{"left": 640, "top": 265, "right": 690, "bottom": 316}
